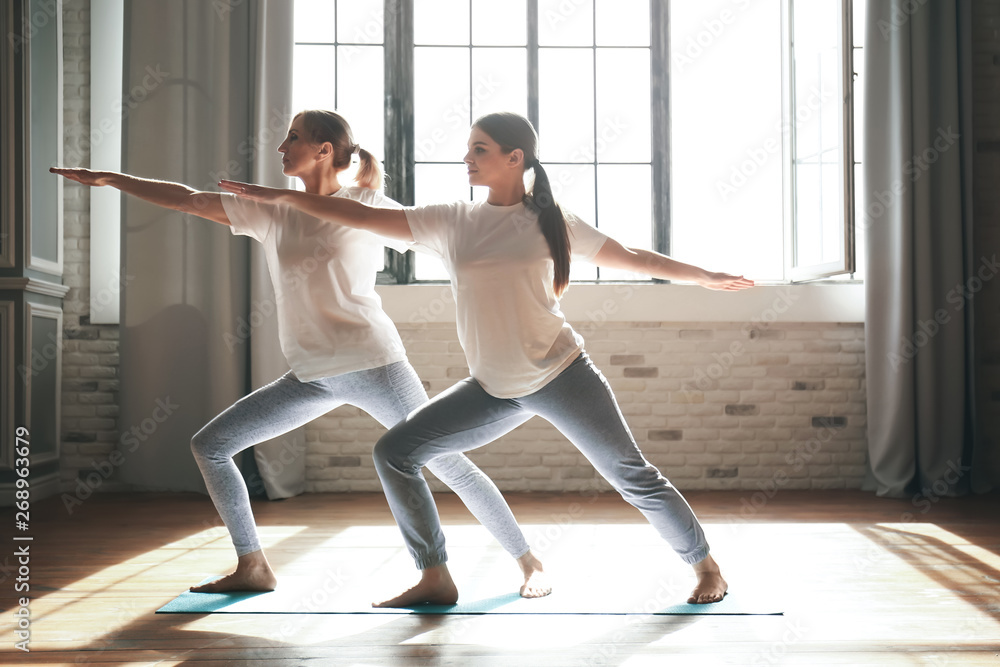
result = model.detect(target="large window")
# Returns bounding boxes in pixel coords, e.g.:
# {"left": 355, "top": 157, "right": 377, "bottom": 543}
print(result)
{"left": 291, "top": 0, "right": 862, "bottom": 284}
{"left": 292, "top": 0, "right": 385, "bottom": 179}
{"left": 412, "top": 0, "right": 531, "bottom": 280}
{"left": 411, "top": 0, "right": 655, "bottom": 281}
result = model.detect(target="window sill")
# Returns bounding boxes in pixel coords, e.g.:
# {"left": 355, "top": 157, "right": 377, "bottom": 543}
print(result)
{"left": 376, "top": 282, "right": 865, "bottom": 325}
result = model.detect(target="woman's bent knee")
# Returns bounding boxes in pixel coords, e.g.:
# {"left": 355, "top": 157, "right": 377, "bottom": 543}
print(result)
{"left": 372, "top": 429, "right": 408, "bottom": 471}
{"left": 190, "top": 425, "right": 223, "bottom": 461}
{"left": 190, "top": 431, "right": 207, "bottom": 458}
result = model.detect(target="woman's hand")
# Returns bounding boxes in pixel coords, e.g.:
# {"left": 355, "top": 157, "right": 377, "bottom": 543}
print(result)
{"left": 698, "top": 272, "right": 755, "bottom": 291}
{"left": 50, "top": 167, "right": 114, "bottom": 187}
{"left": 218, "top": 179, "right": 286, "bottom": 204}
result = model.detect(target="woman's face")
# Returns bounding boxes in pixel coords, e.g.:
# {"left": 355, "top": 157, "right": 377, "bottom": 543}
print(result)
{"left": 277, "top": 117, "right": 327, "bottom": 178}
{"left": 463, "top": 126, "right": 522, "bottom": 188}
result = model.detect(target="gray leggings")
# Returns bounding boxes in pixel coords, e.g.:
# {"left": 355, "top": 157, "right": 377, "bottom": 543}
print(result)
{"left": 374, "top": 352, "right": 709, "bottom": 570}
{"left": 190, "top": 361, "right": 530, "bottom": 559}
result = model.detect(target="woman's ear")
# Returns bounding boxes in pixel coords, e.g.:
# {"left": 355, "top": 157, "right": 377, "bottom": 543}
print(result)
{"left": 316, "top": 141, "right": 334, "bottom": 162}
{"left": 508, "top": 148, "right": 525, "bottom": 169}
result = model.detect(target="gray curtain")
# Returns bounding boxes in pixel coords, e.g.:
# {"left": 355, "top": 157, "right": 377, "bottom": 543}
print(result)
{"left": 863, "top": 0, "right": 989, "bottom": 497}
{"left": 118, "top": 0, "right": 302, "bottom": 495}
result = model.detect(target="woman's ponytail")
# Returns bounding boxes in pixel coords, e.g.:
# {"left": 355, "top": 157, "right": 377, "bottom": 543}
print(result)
{"left": 530, "top": 161, "right": 571, "bottom": 297}
{"left": 354, "top": 146, "right": 384, "bottom": 191}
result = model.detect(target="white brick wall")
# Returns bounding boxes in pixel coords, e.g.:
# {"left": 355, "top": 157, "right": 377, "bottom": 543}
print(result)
{"left": 54, "top": 0, "right": 1000, "bottom": 496}
{"left": 303, "top": 322, "right": 868, "bottom": 493}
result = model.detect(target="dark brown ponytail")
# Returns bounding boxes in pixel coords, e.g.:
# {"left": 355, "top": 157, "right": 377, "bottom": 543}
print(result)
{"left": 472, "top": 112, "right": 572, "bottom": 297}
{"left": 529, "top": 160, "right": 571, "bottom": 297}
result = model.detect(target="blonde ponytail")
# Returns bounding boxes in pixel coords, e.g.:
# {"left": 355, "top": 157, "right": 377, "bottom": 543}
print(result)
{"left": 354, "top": 146, "right": 384, "bottom": 191}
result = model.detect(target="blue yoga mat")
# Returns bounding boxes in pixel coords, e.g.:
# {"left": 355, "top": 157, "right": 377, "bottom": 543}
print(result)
{"left": 157, "top": 576, "right": 780, "bottom": 615}
{"left": 157, "top": 524, "right": 780, "bottom": 616}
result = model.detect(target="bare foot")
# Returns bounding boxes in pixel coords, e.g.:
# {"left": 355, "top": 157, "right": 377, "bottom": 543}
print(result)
{"left": 688, "top": 553, "right": 728, "bottom": 604}
{"left": 517, "top": 549, "right": 552, "bottom": 598}
{"left": 190, "top": 550, "right": 277, "bottom": 593}
{"left": 372, "top": 564, "right": 459, "bottom": 608}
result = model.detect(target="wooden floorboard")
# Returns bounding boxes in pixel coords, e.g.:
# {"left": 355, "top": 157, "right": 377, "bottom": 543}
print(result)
{"left": 1, "top": 489, "right": 998, "bottom": 666}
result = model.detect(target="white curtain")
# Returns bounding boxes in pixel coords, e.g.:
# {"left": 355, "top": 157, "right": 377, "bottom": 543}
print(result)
{"left": 246, "top": 1, "right": 305, "bottom": 499}
{"left": 117, "top": 0, "right": 303, "bottom": 497}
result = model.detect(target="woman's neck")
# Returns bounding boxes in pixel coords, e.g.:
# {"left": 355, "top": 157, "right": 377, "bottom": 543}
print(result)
{"left": 300, "top": 170, "right": 343, "bottom": 196}
{"left": 486, "top": 180, "right": 526, "bottom": 207}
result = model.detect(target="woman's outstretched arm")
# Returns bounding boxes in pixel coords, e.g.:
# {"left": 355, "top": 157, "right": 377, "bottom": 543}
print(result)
{"left": 219, "top": 179, "right": 413, "bottom": 243}
{"left": 592, "top": 236, "right": 754, "bottom": 291}
{"left": 51, "top": 167, "right": 230, "bottom": 225}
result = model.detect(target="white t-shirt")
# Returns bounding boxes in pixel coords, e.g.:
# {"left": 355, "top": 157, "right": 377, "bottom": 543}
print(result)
{"left": 405, "top": 200, "right": 609, "bottom": 398}
{"left": 222, "top": 186, "right": 408, "bottom": 382}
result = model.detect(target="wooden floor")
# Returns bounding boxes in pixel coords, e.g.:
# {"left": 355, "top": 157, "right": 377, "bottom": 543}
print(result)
{"left": 1, "top": 489, "right": 998, "bottom": 666}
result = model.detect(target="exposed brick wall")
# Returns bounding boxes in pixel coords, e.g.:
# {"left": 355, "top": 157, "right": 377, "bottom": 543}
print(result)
{"left": 59, "top": 0, "right": 125, "bottom": 493}
{"left": 304, "top": 322, "right": 868, "bottom": 493}
{"left": 972, "top": 0, "right": 1000, "bottom": 475}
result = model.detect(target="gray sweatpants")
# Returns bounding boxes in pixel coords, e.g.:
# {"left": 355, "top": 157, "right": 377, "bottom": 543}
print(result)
{"left": 190, "top": 361, "right": 530, "bottom": 559}
{"left": 374, "top": 352, "right": 710, "bottom": 570}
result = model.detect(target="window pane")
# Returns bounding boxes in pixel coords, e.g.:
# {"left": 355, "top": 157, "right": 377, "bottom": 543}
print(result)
{"left": 293, "top": 45, "right": 337, "bottom": 113}
{"left": 547, "top": 164, "right": 596, "bottom": 221}
{"left": 597, "top": 165, "right": 652, "bottom": 280}
{"left": 794, "top": 161, "right": 821, "bottom": 265}
{"left": 415, "top": 0, "right": 469, "bottom": 45}
{"left": 595, "top": 0, "right": 649, "bottom": 46}
{"left": 415, "top": 47, "right": 472, "bottom": 162}
{"left": 539, "top": 48, "right": 594, "bottom": 162}
{"left": 295, "top": 0, "right": 336, "bottom": 43}
{"left": 472, "top": 48, "right": 528, "bottom": 120}
{"left": 472, "top": 0, "right": 526, "bottom": 45}
{"left": 669, "top": 0, "right": 783, "bottom": 281}
{"left": 415, "top": 163, "right": 471, "bottom": 204}
{"left": 596, "top": 49, "right": 651, "bottom": 162}
{"left": 337, "top": 46, "right": 384, "bottom": 158}
{"left": 337, "top": 0, "right": 384, "bottom": 44}
{"left": 793, "top": 153, "right": 843, "bottom": 267}
{"left": 538, "top": 0, "right": 593, "bottom": 46}
{"left": 414, "top": 164, "right": 470, "bottom": 280}
{"left": 792, "top": 0, "right": 844, "bottom": 271}
{"left": 822, "top": 157, "right": 841, "bottom": 263}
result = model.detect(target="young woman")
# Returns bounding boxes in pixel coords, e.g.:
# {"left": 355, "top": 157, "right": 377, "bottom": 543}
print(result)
{"left": 221, "top": 111, "right": 753, "bottom": 607}
{"left": 51, "top": 110, "right": 550, "bottom": 598}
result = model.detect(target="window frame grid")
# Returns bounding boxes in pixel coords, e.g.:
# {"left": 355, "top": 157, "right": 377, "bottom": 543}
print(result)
{"left": 292, "top": 0, "right": 858, "bottom": 285}
{"left": 400, "top": 0, "right": 663, "bottom": 284}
